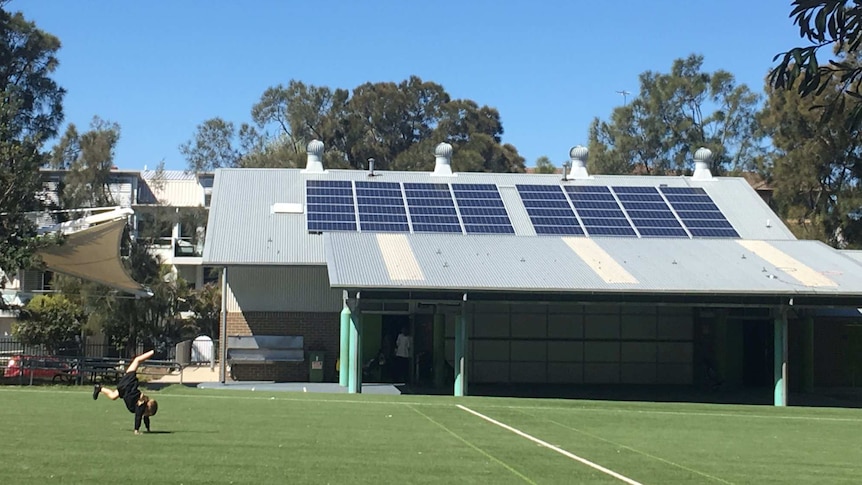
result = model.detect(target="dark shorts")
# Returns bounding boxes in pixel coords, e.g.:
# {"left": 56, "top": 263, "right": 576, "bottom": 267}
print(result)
{"left": 117, "top": 371, "right": 138, "bottom": 399}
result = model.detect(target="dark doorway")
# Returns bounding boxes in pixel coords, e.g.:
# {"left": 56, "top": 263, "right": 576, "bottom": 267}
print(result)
{"left": 381, "top": 315, "right": 410, "bottom": 383}
{"left": 743, "top": 320, "right": 773, "bottom": 387}
{"left": 412, "top": 314, "right": 434, "bottom": 386}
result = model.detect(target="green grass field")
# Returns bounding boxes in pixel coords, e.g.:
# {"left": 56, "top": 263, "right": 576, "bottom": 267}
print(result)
{"left": 1, "top": 385, "right": 861, "bottom": 484}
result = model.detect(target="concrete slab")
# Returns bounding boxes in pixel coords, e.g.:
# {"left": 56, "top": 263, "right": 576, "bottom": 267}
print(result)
{"left": 150, "top": 365, "right": 220, "bottom": 384}
{"left": 197, "top": 381, "right": 402, "bottom": 395}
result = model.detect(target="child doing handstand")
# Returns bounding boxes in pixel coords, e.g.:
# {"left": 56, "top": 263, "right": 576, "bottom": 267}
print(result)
{"left": 93, "top": 349, "right": 159, "bottom": 434}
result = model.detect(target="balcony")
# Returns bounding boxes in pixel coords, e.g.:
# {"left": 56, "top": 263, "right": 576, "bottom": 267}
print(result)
{"left": 174, "top": 237, "right": 203, "bottom": 258}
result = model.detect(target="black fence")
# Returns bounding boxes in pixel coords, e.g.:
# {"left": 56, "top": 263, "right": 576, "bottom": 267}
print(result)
{"left": 0, "top": 338, "right": 218, "bottom": 386}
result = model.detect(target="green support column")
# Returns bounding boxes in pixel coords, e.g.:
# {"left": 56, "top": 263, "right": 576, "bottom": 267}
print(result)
{"left": 803, "top": 316, "right": 815, "bottom": 392}
{"left": 774, "top": 310, "right": 788, "bottom": 406}
{"left": 348, "top": 309, "right": 363, "bottom": 394}
{"left": 454, "top": 308, "right": 469, "bottom": 397}
{"left": 433, "top": 312, "right": 445, "bottom": 389}
{"left": 339, "top": 303, "right": 351, "bottom": 387}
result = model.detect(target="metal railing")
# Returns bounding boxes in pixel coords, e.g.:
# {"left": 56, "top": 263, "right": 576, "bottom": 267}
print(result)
{"left": 0, "top": 338, "right": 212, "bottom": 386}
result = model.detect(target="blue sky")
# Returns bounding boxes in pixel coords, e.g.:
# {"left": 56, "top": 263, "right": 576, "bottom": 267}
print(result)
{"left": 11, "top": 0, "right": 804, "bottom": 171}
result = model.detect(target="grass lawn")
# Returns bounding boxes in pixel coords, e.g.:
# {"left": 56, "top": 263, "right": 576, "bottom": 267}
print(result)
{"left": 1, "top": 385, "right": 860, "bottom": 484}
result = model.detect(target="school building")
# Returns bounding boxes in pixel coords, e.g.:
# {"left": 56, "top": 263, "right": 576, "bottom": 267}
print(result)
{"left": 203, "top": 141, "right": 862, "bottom": 406}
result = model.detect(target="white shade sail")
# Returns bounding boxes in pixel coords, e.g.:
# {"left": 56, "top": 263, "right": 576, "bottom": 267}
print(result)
{"left": 38, "top": 218, "right": 152, "bottom": 297}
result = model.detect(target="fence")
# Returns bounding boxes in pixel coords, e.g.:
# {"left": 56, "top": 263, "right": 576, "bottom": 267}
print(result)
{"left": 0, "top": 338, "right": 219, "bottom": 385}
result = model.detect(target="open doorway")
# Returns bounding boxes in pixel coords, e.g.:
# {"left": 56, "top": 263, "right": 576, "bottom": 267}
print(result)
{"left": 381, "top": 315, "right": 409, "bottom": 383}
{"left": 743, "top": 320, "right": 774, "bottom": 387}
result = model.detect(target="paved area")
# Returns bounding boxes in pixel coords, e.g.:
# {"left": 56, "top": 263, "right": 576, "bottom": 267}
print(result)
{"left": 150, "top": 365, "right": 221, "bottom": 384}
{"left": 150, "top": 365, "right": 401, "bottom": 395}
{"left": 197, "top": 381, "right": 402, "bottom": 395}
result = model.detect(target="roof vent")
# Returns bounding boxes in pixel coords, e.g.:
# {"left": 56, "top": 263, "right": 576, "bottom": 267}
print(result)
{"left": 432, "top": 142, "right": 454, "bottom": 177}
{"left": 303, "top": 139, "right": 325, "bottom": 173}
{"left": 692, "top": 147, "right": 713, "bottom": 180}
{"left": 568, "top": 145, "right": 589, "bottom": 179}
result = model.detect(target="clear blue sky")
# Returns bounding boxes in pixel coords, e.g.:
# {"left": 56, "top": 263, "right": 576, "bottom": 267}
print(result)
{"left": 11, "top": 0, "right": 804, "bottom": 171}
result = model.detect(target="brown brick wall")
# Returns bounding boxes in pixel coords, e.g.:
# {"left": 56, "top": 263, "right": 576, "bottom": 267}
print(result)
{"left": 226, "top": 311, "right": 340, "bottom": 382}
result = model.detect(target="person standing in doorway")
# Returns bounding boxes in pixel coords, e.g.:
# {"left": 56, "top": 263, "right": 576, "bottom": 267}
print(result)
{"left": 395, "top": 326, "right": 412, "bottom": 384}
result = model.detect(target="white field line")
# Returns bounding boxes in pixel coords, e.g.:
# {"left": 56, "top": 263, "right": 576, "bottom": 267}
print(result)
{"left": 2, "top": 387, "right": 861, "bottom": 423}
{"left": 457, "top": 404, "right": 643, "bottom": 485}
{"left": 407, "top": 404, "right": 537, "bottom": 485}
{"left": 520, "top": 411, "right": 734, "bottom": 485}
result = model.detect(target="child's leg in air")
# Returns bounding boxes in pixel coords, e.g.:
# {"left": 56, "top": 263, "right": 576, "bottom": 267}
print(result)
{"left": 125, "top": 350, "right": 155, "bottom": 374}
{"left": 93, "top": 350, "right": 153, "bottom": 401}
{"left": 96, "top": 386, "right": 120, "bottom": 400}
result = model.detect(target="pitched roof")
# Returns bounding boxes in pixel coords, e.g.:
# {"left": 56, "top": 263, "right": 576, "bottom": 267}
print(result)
{"left": 203, "top": 167, "right": 795, "bottom": 266}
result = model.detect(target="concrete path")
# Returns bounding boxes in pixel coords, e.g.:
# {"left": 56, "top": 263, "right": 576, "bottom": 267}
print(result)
{"left": 150, "top": 365, "right": 220, "bottom": 384}
{"left": 150, "top": 365, "right": 402, "bottom": 395}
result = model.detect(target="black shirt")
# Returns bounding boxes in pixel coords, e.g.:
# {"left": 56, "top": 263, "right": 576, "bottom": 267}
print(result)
{"left": 117, "top": 371, "right": 150, "bottom": 432}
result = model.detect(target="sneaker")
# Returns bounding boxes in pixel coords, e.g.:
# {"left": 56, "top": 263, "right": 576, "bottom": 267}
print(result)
{"left": 92, "top": 384, "right": 101, "bottom": 400}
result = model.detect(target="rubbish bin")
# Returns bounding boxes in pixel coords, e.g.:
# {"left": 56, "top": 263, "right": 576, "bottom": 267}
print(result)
{"left": 308, "top": 351, "right": 325, "bottom": 382}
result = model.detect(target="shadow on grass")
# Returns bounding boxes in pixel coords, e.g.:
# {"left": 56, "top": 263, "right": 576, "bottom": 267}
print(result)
{"left": 400, "top": 383, "right": 862, "bottom": 409}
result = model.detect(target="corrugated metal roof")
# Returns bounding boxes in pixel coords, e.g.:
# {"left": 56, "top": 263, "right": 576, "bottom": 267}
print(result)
{"left": 204, "top": 169, "right": 324, "bottom": 264}
{"left": 841, "top": 250, "right": 862, "bottom": 265}
{"left": 324, "top": 233, "right": 862, "bottom": 297}
{"left": 203, "top": 168, "right": 796, "bottom": 265}
{"left": 139, "top": 171, "right": 206, "bottom": 207}
{"left": 141, "top": 170, "right": 198, "bottom": 181}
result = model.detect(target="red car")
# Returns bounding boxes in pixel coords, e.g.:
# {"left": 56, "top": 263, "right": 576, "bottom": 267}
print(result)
{"left": 4, "top": 355, "right": 78, "bottom": 383}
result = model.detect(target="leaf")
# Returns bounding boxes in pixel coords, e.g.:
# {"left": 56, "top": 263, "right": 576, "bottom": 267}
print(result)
{"left": 815, "top": 7, "right": 828, "bottom": 41}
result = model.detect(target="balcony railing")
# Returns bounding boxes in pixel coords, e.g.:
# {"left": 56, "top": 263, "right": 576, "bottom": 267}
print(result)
{"left": 174, "top": 237, "right": 203, "bottom": 258}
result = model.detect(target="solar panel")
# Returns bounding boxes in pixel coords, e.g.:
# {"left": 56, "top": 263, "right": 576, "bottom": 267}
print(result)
{"left": 611, "top": 186, "right": 688, "bottom": 238}
{"left": 659, "top": 186, "right": 739, "bottom": 238}
{"left": 516, "top": 184, "right": 583, "bottom": 235}
{"left": 452, "top": 184, "right": 515, "bottom": 234}
{"left": 404, "top": 183, "right": 463, "bottom": 233}
{"left": 355, "top": 181, "right": 409, "bottom": 232}
{"left": 564, "top": 186, "right": 636, "bottom": 237}
{"left": 306, "top": 180, "right": 357, "bottom": 231}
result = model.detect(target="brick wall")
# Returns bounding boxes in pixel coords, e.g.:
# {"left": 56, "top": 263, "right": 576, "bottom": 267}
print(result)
{"left": 226, "top": 311, "right": 340, "bottom": 382}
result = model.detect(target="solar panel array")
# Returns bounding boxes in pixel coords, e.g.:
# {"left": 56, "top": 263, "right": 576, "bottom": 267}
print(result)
{"left": 306, "top": 180, "right": 738, "bottom": 238}
{"left": 306, "top": 181, "right": 515, "bottom": 234}
{"left": 356, "top": 181, "right": 409, "bottom": 232}
{"left": 404, "top": 183, "right": 461, "bottom": 233}
{"left": 615, "top": 186, "right": 687, "bottom": 237}
{"left": 306, "top": 180, "right": 356, "bottom": 232}
{"left": 453, "top": 184, "right": 516, "bottom": 234}
{"left": 515, "top": 184, "right": 737, "bottom": 239}
{"left": 518, "top": 184, "right": 583, "bottom": 235}
{"left": 566, "top": 186, "right": 637, "bottom": 237}
{"left": 660, "top": 186, "right": 739, "bottom": 238}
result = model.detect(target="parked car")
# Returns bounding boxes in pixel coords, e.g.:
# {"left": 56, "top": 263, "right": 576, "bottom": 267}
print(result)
{"left": 4, "top": 355, "right": 77, "bottom": 383}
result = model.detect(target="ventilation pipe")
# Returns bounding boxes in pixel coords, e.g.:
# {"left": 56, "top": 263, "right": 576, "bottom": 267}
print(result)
{"left": 303, "top": 139, "right": 325, "bottom": 173}
{"left": 432, "top": 142, "right": 454, "bottom": 176}
{"left": 692, "top": 147, "right": 713, "bottom": 180}
{"left": 568, "top": 145, "right": 589, "bottom": 179}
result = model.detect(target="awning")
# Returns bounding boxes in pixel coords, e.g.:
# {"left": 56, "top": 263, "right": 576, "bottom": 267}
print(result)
{"left": 38, "top": 218, "right": 152, "bottom": 298}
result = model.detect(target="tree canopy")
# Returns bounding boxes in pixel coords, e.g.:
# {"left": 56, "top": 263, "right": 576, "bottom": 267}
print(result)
{"left": 588, "top": 55, "right": 762, "bottom": 176}
{"left": 181, "top": 76, "right": 525, "bottom": 174}
{"left": 49, "top": 116, "right": 121, "bottom": 210}
{"left": 532, "top": 156, "right": 558, "bottom": 174}
{"left": 0, "top": 7, "right": 65, "bottom": 283}
{"left": 760, "top": 63, "right": 862, "bottom": 247}
{"left": 13, "top": 294, "right": 83, "bottom": 353}
{"left": 769, "top": 1, "right": 862, "bottom": 128}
